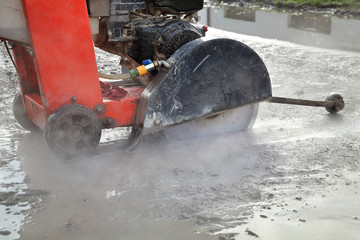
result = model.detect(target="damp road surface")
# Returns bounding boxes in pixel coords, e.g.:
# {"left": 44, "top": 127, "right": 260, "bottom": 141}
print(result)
{"left": 1, "top": 17, "right": 360, "bottom": 240}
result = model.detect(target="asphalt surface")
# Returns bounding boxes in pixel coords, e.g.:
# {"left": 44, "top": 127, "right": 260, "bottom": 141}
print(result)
{"left": 0, "top": 27, "right": 360, "bottom": 240}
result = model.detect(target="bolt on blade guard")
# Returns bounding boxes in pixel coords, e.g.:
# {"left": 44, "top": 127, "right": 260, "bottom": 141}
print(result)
{"left": 137, "top": 38, "right": 272, "bottom": 133}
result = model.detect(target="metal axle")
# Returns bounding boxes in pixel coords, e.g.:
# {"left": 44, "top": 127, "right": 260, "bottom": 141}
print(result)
{"left": 269, "top": 93, "right": 345, "bottom": 114}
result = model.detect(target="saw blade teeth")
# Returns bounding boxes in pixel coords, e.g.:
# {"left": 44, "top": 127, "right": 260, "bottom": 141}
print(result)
{"left": 162, "top": 104, "right": 259, "bottom": 141}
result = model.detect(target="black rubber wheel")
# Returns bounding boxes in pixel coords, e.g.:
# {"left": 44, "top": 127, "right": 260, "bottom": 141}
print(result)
{"left": 44, "top": 104, "right": 102, "bottom": 159}
{"left": 325, "top": 93, "right": 345, "bottom": 114}
{"left": 12, "top": 92, "right": 39, "bottom": 132}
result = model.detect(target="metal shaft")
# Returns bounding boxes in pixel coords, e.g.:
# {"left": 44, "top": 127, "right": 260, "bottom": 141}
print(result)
{"left": 269, "top": 97, "right": 335, "bottom": 108}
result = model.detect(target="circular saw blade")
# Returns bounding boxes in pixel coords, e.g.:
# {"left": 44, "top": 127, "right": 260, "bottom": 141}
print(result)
{"left": 163, "top": 104, "right": 259, "bottom": 141}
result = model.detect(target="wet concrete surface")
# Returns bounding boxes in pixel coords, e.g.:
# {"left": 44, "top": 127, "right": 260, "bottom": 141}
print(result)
{"left": 1, "top": 26, "right": 360, "bottom": 239}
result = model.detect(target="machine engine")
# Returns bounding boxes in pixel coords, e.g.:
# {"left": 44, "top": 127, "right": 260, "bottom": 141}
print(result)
{"left": 87, "top": 0, "right": 205, "bottom": 66}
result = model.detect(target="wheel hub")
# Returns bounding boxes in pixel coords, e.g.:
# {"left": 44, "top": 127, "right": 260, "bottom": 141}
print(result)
{"left": 67, "top": 125, "right": 85, "bottom": 143}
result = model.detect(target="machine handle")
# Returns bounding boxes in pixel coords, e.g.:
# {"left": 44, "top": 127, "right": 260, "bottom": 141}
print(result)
{"left": 269, "top": 93, "right": 345, "bottom": 114}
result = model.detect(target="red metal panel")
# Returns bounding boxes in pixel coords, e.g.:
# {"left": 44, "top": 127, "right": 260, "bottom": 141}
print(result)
{"left": 21, "top": 0, "right": 103, "bottom": 114}
{"left": 12, "top": 45, "right": 46, "bottom": 128}
{"left": 12, "top": 45, "right": 39, "bottom": 95}
{"left": 101, "top": 87, "right": 144, "bottom": 127}
{"left": 25, "top": 93, "right": 47, "bottom": 128}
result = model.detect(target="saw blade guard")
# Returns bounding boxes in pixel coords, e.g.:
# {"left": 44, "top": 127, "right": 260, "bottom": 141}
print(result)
{"left": 136, "top": 38, "right": 272, "bottom": 134}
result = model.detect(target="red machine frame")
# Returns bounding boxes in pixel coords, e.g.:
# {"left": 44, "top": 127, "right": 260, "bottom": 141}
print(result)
{"left": 14, "top": 0, "right": 144, "bottom": 129}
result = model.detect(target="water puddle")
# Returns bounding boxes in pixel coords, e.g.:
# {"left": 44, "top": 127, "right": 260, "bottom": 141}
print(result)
{"left": 199, "top": 6, "right": 360, "bottom": 52}
{"left": 0, "top": 132, "right": 33, "bottom": 239}
{"left": 216, "top": 171, "right": 360, "bottom": 240}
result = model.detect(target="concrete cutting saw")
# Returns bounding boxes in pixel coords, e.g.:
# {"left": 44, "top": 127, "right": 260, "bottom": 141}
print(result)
{"left": 0, "top": 0, "right": 344, "bottom": 159}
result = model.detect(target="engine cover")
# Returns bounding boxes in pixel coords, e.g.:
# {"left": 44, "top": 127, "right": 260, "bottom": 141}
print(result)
{"left": 127, "top": 21, "right": 204, "bottom": 63}
{"left": 151, "top": 0, "right": 204, "bottom": 12}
